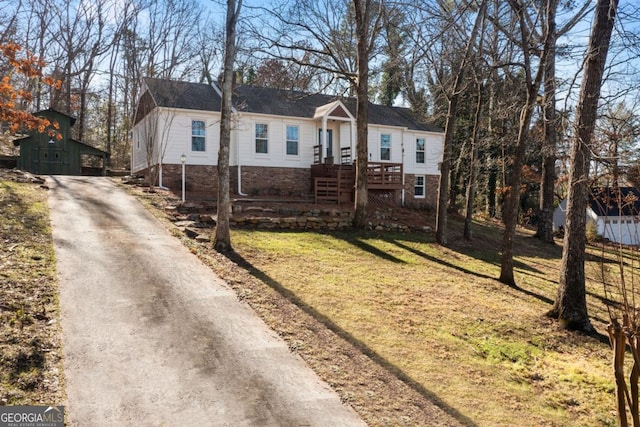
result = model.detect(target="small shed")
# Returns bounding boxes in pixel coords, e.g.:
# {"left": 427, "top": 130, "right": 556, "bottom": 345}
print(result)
{"left": 552, "top": 197, "right": 599, "bottom": 233}
{"left": 553, "top": 187, "right": 640, "bottom": 245}
{"left": 13, "top": 108, "right": 109, "bottom": 175}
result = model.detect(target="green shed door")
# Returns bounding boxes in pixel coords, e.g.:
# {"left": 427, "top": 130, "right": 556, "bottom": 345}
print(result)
{"left": 39, "top": 146, "right": 64, "bottom": 174}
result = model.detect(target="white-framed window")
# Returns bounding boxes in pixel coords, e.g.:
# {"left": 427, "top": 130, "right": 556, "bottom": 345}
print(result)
{"left": 191, "top": 120, "right": 205, "bottom": 152}
{"left": 380, "top": 134, "right": 391, "bottom": 161}
{"left": 414, "top": 175, "right": 425, "bottom": 198}
{"left": 416, "top": 138, "right": 425, "bottom": 164}
{"left": 286, "top": 125, "right": 299, "bottom": 156}
{"left": 255, "top": 123, "right": 268, "bottom": 154}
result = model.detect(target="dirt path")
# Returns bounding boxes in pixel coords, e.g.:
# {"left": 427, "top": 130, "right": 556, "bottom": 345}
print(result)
{"left": 48, "top": 176, "right": 365, "bottom": 426}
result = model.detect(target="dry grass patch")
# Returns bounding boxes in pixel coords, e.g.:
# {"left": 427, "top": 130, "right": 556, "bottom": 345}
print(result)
{"left": 0, "top": 177, "right": 64, "bottom": 405}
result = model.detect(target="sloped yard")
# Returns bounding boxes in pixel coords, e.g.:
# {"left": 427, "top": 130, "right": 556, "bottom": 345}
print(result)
{"left": 131, "top": 184, "right": 621, "bottom": 426}
{"left": 0, "top": 173, "right": 622, "bottom": 425}
{"left": 226, "top": 229, "right": 615, "bottom": 426}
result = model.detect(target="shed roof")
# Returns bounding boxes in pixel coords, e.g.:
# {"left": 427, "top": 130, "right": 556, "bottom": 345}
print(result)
{"left": 140, "top": 78, "right": 442, "bottom": 133}
{"left": 36, "top": 108, "right": 77, "bottom": 127}
{"left": 72, "top": 139, "right": 110, "bottom": 157}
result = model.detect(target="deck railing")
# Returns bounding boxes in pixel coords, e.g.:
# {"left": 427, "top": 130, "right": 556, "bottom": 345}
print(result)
{"left": 312, "top": 161, "right": 402, "bottom": 203}
{"left": 313, "top": 146, "right": 353, "bottom": 165}
{"left": 341, "top": 147, "right": 352, "bottom": 164}
{"left": 367, "top": 162, "right": 403, "bottom": 189}
{"left": 313, "top": 145, "right": 322, "bottom": 165}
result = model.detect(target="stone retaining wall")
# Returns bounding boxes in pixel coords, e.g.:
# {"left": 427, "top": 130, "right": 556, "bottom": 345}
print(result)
{"left": 231, "top": 214, "right": 353, "bottom": 231}
{"left": 232, "top": 215, "right": 416, "bottom": 232}
{"left": 169, "top": 204, "right": 422, "bottom": 235}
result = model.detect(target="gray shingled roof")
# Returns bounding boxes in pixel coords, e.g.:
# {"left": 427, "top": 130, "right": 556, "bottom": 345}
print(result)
{"left": 142, "top": 78, "right": 441, "bottom": 132}
{"left": 144, "top": 78, "right": 221, "bottom": 111}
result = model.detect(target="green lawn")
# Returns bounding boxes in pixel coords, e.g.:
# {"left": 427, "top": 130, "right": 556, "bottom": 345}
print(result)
{"left": 230, "top": 224, "right": 619, "bottom": 426}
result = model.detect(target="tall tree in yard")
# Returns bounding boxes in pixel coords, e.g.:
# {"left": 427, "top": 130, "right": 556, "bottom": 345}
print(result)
{"left": 352, "top": 0, "right": 373, "bottom": 229}
{"left": 463, "top": 78, "right": 484, "bottom": 241}
{"left": 536, "top": 0, "right": 559, "bottom": 244}
{"left": 435, "top": 0, "right": 487, "bottom": 245}
{"left": 498, "top": 0, "right": 551, "bottom": 286}
{"left": 214, "top": 0, "right": 242, "bottom": 252}
{"left": 548, "top": 0, "right": 618, "bottom": 331}
{"left": 536, "top": 0, "right": 592, "bottom": 243}
{"left": 251, "top": 0, "right": 384, "bottom": 229}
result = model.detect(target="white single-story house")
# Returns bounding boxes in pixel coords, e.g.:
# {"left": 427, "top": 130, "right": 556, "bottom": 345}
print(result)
{"left": 553, "top": 187, "right": 640, "bottom": 245}
{"left": 132, "top": 78, "right": 444, "bottom": 208}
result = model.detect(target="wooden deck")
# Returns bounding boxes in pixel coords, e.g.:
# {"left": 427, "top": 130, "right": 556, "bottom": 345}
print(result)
{"left": 311, "top": 164, "right": 354, "bottom": 204}
{"left": 311, "top": 161, "right": 403, "bottom": 204}
{"left": 367, "top": 163, "right": 403, "bottom": 189}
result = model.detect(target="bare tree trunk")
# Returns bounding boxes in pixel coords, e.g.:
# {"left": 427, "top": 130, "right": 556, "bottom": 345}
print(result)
{"left": 536, "top": 0, "right": 558, "bottom": 244}
{"left": 214, "top": 0, "right": 242, "bottom": 252}
{"left": 487, "top": 169, "right": 497, "bottom": 217}
{"left": 548, "top": 0, "right": 618, "bottom": 331}
{"left": 610, "top": 322, "right": 629, "bottom": 427}
{"left": 464, "top": 81, "right": 483, "bottom": 240}
{"left": 106, "top": 48, "right": 117, "bottom": 167}
{"left": 436, "top": 0, "right": 487, "bottom": 245}
{"left": 78, "top": 72, "right": 90, "bottom": 141}
{"left": 352, "top": 0, "right": 370, "bottom": 230}
{"left": 499, "top": 99, "right": 536, "bottom": 286}
{"left": 499, "top": 0, "right": 552, "bottom": 286}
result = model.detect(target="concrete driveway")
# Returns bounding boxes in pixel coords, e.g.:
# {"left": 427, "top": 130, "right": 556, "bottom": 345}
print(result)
{"left": 48, "top": 176, "right": 365, "bottom": 426}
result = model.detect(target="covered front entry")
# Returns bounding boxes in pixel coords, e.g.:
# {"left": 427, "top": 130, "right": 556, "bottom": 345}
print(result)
{"left": 310, "top": 100, "right": 404, "bottom": 205}
{"left": 313, "top": 100, "right": 356, "bottom": 166}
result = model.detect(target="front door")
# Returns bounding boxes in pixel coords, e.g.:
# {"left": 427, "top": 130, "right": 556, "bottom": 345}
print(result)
{"left": 318, "top": 129, "right": 333, "bottom": 159}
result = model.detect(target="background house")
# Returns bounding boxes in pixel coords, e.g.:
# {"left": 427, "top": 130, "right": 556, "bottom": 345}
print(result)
{"left": 553, "top": 187, "right": 640, "bottom": 245}
{"left": 132, "top": 78, "right": 444, "bottom": 208}
{"left": 13, "top": 108, "right": 109, "bottom": 176}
